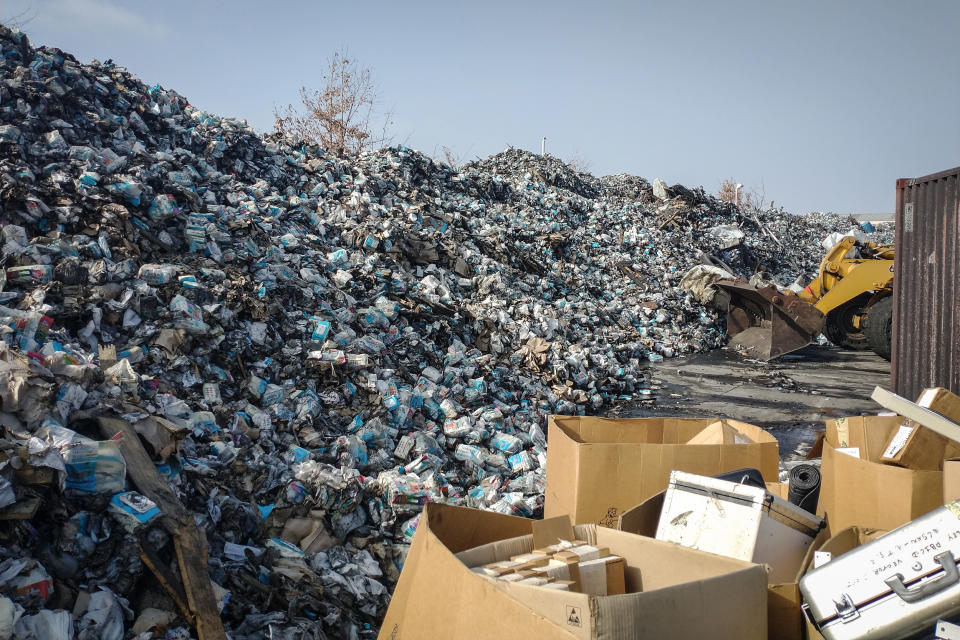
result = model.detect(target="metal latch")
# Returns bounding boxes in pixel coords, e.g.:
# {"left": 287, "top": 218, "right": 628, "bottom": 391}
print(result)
{"left": 834, "top": 594, "right": 859, "bottom": 622}
{"left": 936, "top": 619, "right": 960, "bottom": 640}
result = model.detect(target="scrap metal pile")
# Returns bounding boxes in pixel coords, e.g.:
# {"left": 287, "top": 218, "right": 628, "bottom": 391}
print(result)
{"left": 0, "top": 26, "right": 892, "bottom": 639}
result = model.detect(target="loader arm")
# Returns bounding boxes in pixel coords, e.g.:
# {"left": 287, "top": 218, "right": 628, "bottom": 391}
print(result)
{"left": 800, "top": 236, "right": 859, "bottom": 302}
{"left": 813, "top": 259, "right": 894, "bottom": 316}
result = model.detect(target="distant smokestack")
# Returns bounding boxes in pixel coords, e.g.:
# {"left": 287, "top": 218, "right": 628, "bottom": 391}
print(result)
{"left": 541, "top": 137, "right": 546, "bottom": 156}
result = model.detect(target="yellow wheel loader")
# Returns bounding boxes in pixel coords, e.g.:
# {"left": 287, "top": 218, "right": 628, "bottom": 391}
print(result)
{"left": 715, "top": 236, "right": 894, "bottom": 360}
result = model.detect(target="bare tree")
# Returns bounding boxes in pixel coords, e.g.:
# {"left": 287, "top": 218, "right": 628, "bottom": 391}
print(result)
{"left": 2, "top": 7, "right": 37, "bottom": 29}
{"left": 438, "top": 145, "right": 462, "bottom": 168}
{"left": 717, "top": 178, "right": 768, "bottom": 211}
{"left": 565, "top": 151, "right": 591, "bottom": 174}
{"left": 748, "top": 180, "right": 767, "bottom": 212}
{"left": 717, "top": 178, "right": 739, "bottom": 205}
{"left": 274, "top": 51, "right": 392, "bottom": 156}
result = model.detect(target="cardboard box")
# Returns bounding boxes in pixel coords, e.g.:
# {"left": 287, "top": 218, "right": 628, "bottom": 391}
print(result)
{"left": 542, "top": 554, "right": 626, "bottom": 596}
{"left": 380, "top": 503, "right": 768, "bottom": 640}
{"left": 876, "top": 385, "right": 960, "bottom": 471}
{"left": 616, "top": 492, "right": 665, "bottom": 535}
{"left": 766, "top": 481, "right": 791, "bottom": 500}
{"left": 686, "top": 419, "right": 756, "bottom": 445}
{"left": 799, "top": 526, "right": 887, "bottom": 640}
{"left": 618, "top": 484, "right": 830, "bottom": 640}
{"left": 872, "top": 386, "right": 960, "bottom": 445}
{"left": 945, "top": 460, "right": 960, "bottom": 502}
{"left": 544, "top": 415, "right": 779, "bottom": 526}
{"left": 918, "top": 386, "right": 960, "bottom": 422}
{"left": 598, "top": 556, "right": 625, "bottom": 595}
{"left": 910, "top": 387, "right": 960, "bottom": 468}
{"left": 878, "top": 418, "right": 953, "bottom": 470}
{"left": 817, "top": 416, "right": 943, "bottom": 533}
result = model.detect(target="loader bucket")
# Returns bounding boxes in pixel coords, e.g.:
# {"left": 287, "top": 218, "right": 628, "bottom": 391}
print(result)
{"left": 715, "top": 279, "right": 825, "bottom": 360}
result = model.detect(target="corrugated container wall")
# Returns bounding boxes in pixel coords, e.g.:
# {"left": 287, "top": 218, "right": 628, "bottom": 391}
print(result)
{"left": 892, "top": 167, "right": 960, "bottom": 399}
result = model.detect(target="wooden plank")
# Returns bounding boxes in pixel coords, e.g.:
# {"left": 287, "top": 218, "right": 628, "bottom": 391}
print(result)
{"left": 97, "top": 417, "right": 226, "bottom": 640}
{"left": 872, "top": 386, "right": 960, "bottom": 444}
{"left": 138, "top": 530, "right": 192, "bottom": 622}
{"left": 98, "top": 417, "right": 187, "bottom": 524}
{"left": 0, "top": 497, "right": 41, "bottom": 520}
{"left": 657, "top": 208, "right": 680, "bottom": 230}
{"left": 175, "top": 525, "right": 226, "bottom": 639}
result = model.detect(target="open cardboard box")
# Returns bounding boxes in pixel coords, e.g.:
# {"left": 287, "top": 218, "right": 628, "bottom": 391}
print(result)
{"left": 917, "top": 386, "right": 960, "bottom": 424}
{"left": 544, "top": 415, "right": 779, "bottom": 526}
{"left": 380, "top": 503, "right": 768, "bottom": 640}
{"left": 617, "top": 482, "right": 828, "bottom": 640}
{"left": 816, "top": 416, "right": 943, "bottom": 532}
{"left": 875, "top": 387, "right": 960, "bottom": 470}
{"left": 878, "top": 419, "right": 960, "bottom": 470}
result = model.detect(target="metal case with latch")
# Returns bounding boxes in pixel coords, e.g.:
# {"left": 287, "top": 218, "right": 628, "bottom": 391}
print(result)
{"left": 801, "top": 501, "right": 960, "bottom": 640}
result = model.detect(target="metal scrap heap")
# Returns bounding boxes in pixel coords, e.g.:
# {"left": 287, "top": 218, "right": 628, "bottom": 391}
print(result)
{"left": 0, "top": 26, "right": 891, "bottom": 640}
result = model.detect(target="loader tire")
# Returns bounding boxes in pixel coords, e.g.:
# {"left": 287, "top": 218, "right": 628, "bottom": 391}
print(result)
{"left": 864, "top": 296, "right": 893, "bottom": 361}
{"left": 823, "top": 295, "right": 871, "bottom": 351}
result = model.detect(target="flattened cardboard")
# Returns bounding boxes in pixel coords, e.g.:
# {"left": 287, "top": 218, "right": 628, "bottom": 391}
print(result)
{"left": 616, "top": 492, "right": 665, "bottom": 536}
{"left": 98, "top": 343, "right": 117, "bottom": 369}
{"left": 817, "top": 417, "right": 943, "bottom": 532}
{"left": 544, "top": 415, "right": 779, "bottom": 526}
{"left": 532, "top": 515, "right": 576, "bottom": 549}
{"left": 381, "top": 503, "right": 768, "bottom": 640}
{"left": 617, "top": 485, "right": 829, "bottom": 640}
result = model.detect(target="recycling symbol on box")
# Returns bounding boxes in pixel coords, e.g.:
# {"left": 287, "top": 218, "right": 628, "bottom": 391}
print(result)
{"left": 566, "top": 605, "right": 582, "bottom": 627}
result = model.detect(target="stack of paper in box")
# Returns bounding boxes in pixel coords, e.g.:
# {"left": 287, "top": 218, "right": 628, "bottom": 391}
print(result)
{"left": 470, "top": 539, "right": 626, "bottom": 595}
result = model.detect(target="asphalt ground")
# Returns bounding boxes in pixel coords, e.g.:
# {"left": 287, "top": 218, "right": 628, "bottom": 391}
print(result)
{"left": 612, "top": 344, "right": 891, "bottom": 462}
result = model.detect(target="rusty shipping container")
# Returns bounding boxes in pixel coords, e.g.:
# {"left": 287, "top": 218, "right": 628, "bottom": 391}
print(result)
{"left": 891, "top": 166, "right": 960, "bottom": 399}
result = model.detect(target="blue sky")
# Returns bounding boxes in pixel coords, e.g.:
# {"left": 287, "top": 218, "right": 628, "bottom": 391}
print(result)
{"left": 4, "top": 0, "right": 958, "bottom": 214}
